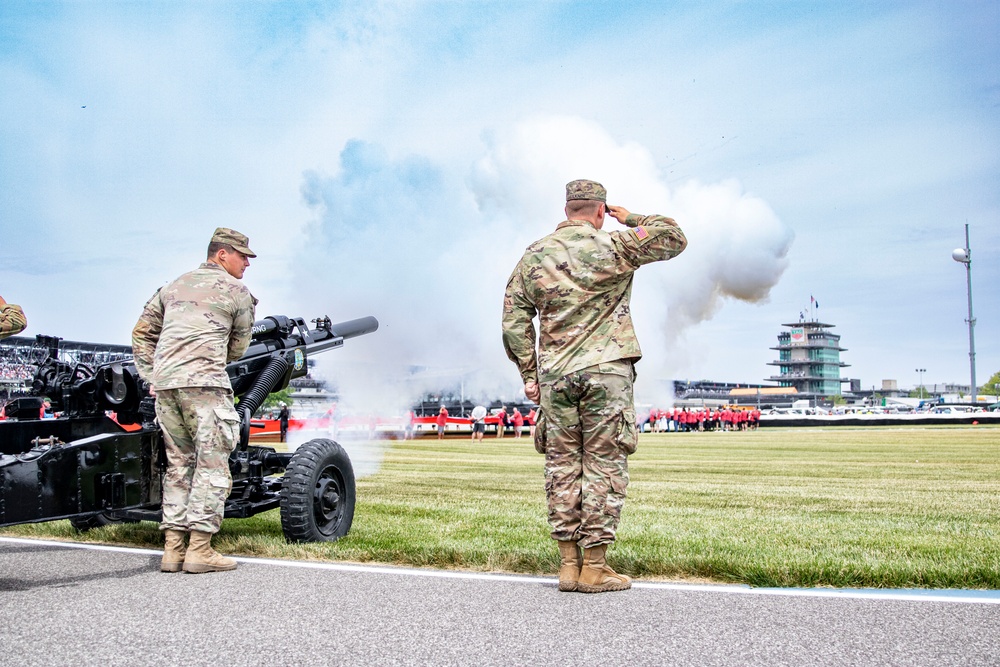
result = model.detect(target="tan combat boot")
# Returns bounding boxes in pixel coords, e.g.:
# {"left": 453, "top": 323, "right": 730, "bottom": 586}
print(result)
{"left": 182, "top": 530, "right": 237, "bottom": 573}
{"left": 577, "top": 543, "right": 632, "bottom": 593}
{"left": 160, "top": 529, "right": 188, "bottom": 573}
{"left": 557, "top": 540, "right": 582, "bottom": 592}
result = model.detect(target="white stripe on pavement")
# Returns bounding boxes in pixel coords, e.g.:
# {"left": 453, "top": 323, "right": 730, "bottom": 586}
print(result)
{"left": 3, "top": 536, "right": 997, "bottom": 605}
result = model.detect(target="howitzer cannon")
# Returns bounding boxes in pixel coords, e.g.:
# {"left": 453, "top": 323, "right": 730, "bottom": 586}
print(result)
{"left": 0, "top": 315, "right": 378, "bottom": 542}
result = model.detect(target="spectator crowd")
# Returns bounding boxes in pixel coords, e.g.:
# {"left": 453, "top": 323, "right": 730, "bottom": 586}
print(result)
{"left": 0, "top": 361, "right": 34, "bottom": 381}
{"left": 643, "top": 407, "right": 760, "bottom": 432}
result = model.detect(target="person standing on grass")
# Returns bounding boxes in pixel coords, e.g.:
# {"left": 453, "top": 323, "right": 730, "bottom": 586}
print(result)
{"left": 502, "top": 179, "right": 687, "bottom": 594}
{"left": 436, "top": 405, "right": 448, "bottom": 439}
{"left": 512, "top": 407, "right": 524, "bottom": 438}
{"left": 495, "top": 405, "right": 507, "bottom": 438}
{"left": 470, "top": 405, "right": 487, "bottom": 442}
{"left": 278, "top": 402, "right": 290, "bottom": 443}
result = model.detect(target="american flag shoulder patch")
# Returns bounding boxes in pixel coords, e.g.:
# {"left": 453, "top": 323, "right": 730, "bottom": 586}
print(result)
{"left": 632, "top": 226, "right": 649, "bottom": 242}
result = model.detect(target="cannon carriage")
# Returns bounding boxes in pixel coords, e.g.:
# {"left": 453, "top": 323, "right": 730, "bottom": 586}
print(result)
{"left": 0, "top": 315, "right": 377, "bottom": 542}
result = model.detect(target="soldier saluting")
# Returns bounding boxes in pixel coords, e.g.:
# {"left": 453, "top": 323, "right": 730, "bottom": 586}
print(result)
{"left": 132, "top": 228, "right": 257, "bottom": 573}
{"left": 502, "top": 180, "right": 687, "bottom": 593}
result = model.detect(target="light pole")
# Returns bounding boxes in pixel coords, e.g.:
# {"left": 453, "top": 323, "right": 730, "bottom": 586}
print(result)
{"left": 952, "top": 224, "right": 976, "bottom": 405}
{"left": 915, "top": 368, "right": 926, "bottom": 400}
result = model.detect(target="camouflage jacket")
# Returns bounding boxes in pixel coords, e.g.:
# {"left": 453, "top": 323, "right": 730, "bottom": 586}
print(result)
{"left": 0, "top": 303, "right": 27, "bottom": 340}
{"left": 131, "top": 262, "right": 257, "bottom": 390}
{"left": 503, "top": 213, "right": 686, "bottom": 384}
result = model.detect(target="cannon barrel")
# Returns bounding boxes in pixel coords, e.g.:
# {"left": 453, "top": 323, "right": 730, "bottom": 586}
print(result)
{"left": 327, "top": 316, "right": 379, "bottom": 340}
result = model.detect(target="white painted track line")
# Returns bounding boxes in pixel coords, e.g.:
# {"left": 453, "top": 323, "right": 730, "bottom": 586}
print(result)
{"left": 3, "top": 535, "right": 997, "bottom": 604}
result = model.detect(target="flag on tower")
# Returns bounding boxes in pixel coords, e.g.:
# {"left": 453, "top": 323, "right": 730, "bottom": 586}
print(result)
{"left": 811, "top": 295, "right": 819, "bottom": 309}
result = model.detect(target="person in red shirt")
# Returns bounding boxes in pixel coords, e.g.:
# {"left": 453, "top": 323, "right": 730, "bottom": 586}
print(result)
{"left": 495, "top": 406, "right": 507, "bottom": 438}
{"left": 512, "top": 408, "right": 524, "bottom": 438}
{"left": 436, "top": 405, "right": 448, "bottom": 440}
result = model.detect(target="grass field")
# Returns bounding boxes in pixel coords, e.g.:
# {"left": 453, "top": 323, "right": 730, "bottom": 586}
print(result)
{"left": 4, "top": 426, "right": 998, "bottom": 589}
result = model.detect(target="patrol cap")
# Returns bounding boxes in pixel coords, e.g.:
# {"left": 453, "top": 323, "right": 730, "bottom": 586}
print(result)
{"left": 211, "top": 227, "right": 257, "bottom": 258}
{"left": 565, "top": 179, "right": 607, "bottom": 203}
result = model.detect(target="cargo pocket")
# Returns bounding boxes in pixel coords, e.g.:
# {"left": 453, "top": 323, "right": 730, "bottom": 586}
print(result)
{"left": 209, "top": 473, "right": 231, "bottom": 489}
{"left": 533, "top": 410, "right": 548, "bottom": 454}
{"left": 616, "top": 408, "right": 638, "bottom": 455}
{"left": 610, "top": 470, "right": 628, "bottom": 498}
{"left": 214, "top": 406, "right": 241, "bottom": 454}
{"left": 209, "top": 471, "right": 233, "bottom": 501}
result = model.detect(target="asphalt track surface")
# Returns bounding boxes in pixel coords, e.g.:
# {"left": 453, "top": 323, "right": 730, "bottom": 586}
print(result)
{"left": 1, "top": 537, "right": 998, "bottom": 667}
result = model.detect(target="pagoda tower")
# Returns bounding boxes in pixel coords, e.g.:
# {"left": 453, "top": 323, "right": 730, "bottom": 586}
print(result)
{"left": 767, "top": 319, "right": 849, "bottom": 398}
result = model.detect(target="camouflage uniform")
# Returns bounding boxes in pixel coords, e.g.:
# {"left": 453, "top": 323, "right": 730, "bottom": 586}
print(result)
{"left": 132, "top": 230, "right": 257, "bottom": 534}
{"left": 154, "top": 387, "right": 241, "bottom": 533}
{"left": 0, "top": 303, "right": 27, "bottom": 339}
{"left": 503, "top": 180, "right": 686, "bottom": 548}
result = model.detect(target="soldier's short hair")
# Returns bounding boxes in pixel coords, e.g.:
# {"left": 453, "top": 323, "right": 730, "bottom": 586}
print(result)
{"left": 565, "top": 199, "right": 603, "bottom": 216}
{"left": 207, "top": 242, "right": 235, "bottom": 259}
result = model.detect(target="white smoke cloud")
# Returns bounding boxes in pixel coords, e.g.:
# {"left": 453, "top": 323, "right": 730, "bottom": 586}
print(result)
{"left": 292, "top": 139, "right": 527, "bottom": 418}
{"left": 294, "top": 115, "right": 792, "bottom": 413}
{"left": 650, "top": 177, "right": 794, "bottom": 356}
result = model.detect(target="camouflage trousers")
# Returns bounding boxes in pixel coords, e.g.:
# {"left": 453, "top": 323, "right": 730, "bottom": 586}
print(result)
{"left": 537, "top": 360, "right": 638, "bottom": 548}
{"left": 155, "top": 387, "right": 240, "bottom": 534}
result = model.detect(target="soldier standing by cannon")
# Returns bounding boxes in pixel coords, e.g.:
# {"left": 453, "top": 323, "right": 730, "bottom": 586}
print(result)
{"left": 132, "top": 228, "right": 258, "bottom": 574}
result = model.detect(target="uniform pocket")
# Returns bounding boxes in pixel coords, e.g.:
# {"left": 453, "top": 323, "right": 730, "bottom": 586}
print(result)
{"left": 209, "top": 473, "right": 231, "bottom": 489}
{"left": 213, "top": 405, "right": 241, "bottom": 453}
{"left": 610, "top": 474, "right": 628, "bottom": 497}
{"left": 209, "top": 471, "right": 233, "bottom": 501}
{"left": 616, "top": 408, "right": 638, "bottom": 455}
{"left": 533, "top": 410, "right": 548, "bottom": 454}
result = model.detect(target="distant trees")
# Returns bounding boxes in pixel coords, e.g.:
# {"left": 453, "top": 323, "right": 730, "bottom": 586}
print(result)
{"left": 262, "top": 387, "right": 294, "bottom": 411}
{"left": 982, "top": 370, "right": 1000, "bottom": 398}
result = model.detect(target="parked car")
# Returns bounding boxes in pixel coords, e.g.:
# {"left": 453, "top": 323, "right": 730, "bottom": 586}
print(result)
{"left": 932, "top": 406, "right": 968, "bottom": 414}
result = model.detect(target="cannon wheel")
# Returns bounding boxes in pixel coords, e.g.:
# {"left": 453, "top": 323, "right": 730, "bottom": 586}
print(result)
{"left": 69, "top": 512, "right": 138, "bottom": 532}
{"left": 280, "top": 438, "right": 356, "bottom": 542}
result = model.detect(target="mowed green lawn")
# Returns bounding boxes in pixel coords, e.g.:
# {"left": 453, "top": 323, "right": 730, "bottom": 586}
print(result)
{"left": 4, "top": 426, "right": 998, "bottom": 589}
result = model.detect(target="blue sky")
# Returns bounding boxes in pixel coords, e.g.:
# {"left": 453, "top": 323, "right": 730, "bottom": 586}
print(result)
{"left": 1, "top": 0, "right": 997, "bottom": 406}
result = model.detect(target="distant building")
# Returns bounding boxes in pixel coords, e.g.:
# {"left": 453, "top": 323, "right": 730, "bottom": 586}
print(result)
{"left": 766, "top": 319, "right": 849, "bottom": 400}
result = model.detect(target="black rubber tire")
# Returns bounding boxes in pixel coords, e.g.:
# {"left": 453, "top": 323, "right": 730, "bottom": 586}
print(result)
{"left": 280, "top": 438, "right": 356, "bottom": 543}
{"left": 69, "top": 512, "right": 138, "bottom": 532}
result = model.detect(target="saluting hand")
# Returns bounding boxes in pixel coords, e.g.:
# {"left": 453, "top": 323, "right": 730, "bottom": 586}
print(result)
{"left": 605, "top": 205, "right": 631, "bottom": 224}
